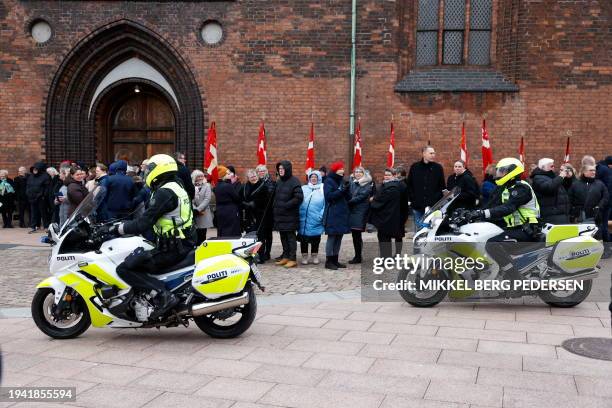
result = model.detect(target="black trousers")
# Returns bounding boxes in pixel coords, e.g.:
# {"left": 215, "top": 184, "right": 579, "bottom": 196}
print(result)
{"left": 377, "top": 232, "right": 403, "bottom": 259}
{"left": 486, "top": 227, "right": 532, "bottom": 278}
{"left": 18, "top": 200, "right": 29, "bottom": 227}
{"left": 351, "top": 230, "right": 363, "bottom": 259}
{"left": 259, "top": 228, "right": 273, "bottom": 261}
{"left": 30, "top": 200, "right": 50, "bottom": 229}
{"left": 1, "top": 209, "right": 12, "bottom": 227}
{"left": 116, "top": 245, "right": 190, "bottom": 293}
{"left": 300, "top": 235, "right": 321, "bottom": 254}
{"left": 279, "top": 231, "right": 297, "bottom": 261}
{"left": 196, "top": 228, "right": 207, "bottom": 245}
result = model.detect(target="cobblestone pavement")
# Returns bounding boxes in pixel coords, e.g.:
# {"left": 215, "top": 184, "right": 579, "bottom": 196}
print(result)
{"left": 0, "top": 229, "right": 389, "bottom": 307}
{"left": 2, "top": 299, "right": 612, "bottom": 407}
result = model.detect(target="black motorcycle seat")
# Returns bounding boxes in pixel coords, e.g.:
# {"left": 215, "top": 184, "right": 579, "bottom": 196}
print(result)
{"left": 153, "top": 249, "right": 196, "bottom": 275}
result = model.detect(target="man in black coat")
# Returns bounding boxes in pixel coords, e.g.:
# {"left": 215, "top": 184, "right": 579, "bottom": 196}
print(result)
{"left": 256, "top": 164, "right": 276, "bottom": 262}
{"left": 406, "top": 146, "right": 445, "bottom": 231}
{"left": 174, "top": 152, "right": 195, "bottom": 200}
{"left": 273, "top": 160, "right": 303, "bottom": 268}
{"left": 26, "top": 162, "right": 51, "bottom": 233}
{"left": 446, "top": 160, "right": 479, "bottom": 213}
{"left": 530, "top": 158, "right": 571, "bottom": 224}
{"left": 13, "top": 166, "right": 29, "bottom": 227}
{"left": 370, "top": 168, "right": 405, "bottom": 258}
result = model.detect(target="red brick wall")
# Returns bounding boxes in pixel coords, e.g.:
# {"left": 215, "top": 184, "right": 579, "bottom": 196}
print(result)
{"left": 0, "top": 0, "right": 609, "bottom": 183}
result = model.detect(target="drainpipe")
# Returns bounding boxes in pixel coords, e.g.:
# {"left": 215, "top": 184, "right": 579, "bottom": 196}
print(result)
{"left": 349, "top": 0, "right": 357, "bottom": 167}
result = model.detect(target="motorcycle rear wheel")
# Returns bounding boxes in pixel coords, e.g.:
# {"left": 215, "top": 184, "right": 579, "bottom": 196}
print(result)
{"left": 397, "top": 268, "right": 448, "bottom": 307}
{"left": 193, "top": 283, "right": 257, "bottom": 338}
{"left": 538, "top": 279, "right": 593, "bottom": 308}
{"left": 32, "top": 288, "right": 91, "bottom": 339}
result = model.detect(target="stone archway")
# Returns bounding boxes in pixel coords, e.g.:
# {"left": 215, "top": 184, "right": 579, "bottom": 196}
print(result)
{"left": 45, "top": 20, "right": 205, "bottom": 167}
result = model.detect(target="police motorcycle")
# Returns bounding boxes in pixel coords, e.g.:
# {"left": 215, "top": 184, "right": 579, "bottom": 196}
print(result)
{"left": 32, "top": 187, "right": 265, "bottom": 339}
{"left": 398, "top": 188, "right": 603, "bottom": 307}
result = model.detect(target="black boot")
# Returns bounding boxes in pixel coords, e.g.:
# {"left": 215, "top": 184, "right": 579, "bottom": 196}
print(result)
{"left": 334, "top": 255, "right": 347, "bottom": 268}
{"left": 348, "top": 255, "right": 362, "bottom": 264}
{"left": 150, "top": 291, "right": 179, "bottom": 320}
{"left": 325, "top": 256, "right": 338, "bottom": 270}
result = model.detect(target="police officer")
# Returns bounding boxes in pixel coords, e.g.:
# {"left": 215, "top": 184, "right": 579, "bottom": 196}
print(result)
{"left": 99, "top": 154, "right": 195, "bottom": 319}
{"left": 468, "top": 158, "right": 540, "bottom": 281}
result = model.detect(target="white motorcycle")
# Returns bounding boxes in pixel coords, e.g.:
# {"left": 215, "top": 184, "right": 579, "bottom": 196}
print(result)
{"left": 399, "top": 188, "right": 603, "bottom": 307}
{"left": 33, "top": 187, "right": 265, "bottom": 339}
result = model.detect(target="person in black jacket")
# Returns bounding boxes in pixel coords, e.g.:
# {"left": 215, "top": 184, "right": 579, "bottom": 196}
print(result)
{"left": 370, "top": 168, "right": 405, "bottom": 258}
{"left": 47, "top": 167, "right": 63, "bottom": 225}
{"left": 256, "top": 164, "right": 275, "bottom": 262}
{"left": 214, "top": 165, "right": 242, "bottom": 237}
{"left": 348, "top": 167, "right": 373, "bottom": 264}
{"left": 530, "top": 158, "right": 572, "bottom": 224}
{"left": 323, "top": 161, "right": 351, "bottom": 270}
{"left": 0, "top": 170, "right": 15, "bottom": 228}
{"left": 242, "top": 169, "right": 270, "bottom": 235}
{"left": 175, "top": 152, "right": 195, "bottom": 200}
{"left": 406, "top": 146, "right": 445, "bottom": 230}
{"left": 13, "top": 167, "right": 29, "bottom": 228}
{"left": 568, "top": 164, "right": 609, "bottom": 224}
{"left": 26, "top": 161, "right": 51, "bottom": 233}
{"left": 273, "top": 160, "right": 304, "bottom": 268}
{"left": 446, "top": 160, "right": 479, "bottom": 213}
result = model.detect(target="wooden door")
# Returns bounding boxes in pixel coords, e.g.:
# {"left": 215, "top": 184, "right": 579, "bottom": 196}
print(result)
{"left": 110, "top": 92, "right": 175, "bottom": 164}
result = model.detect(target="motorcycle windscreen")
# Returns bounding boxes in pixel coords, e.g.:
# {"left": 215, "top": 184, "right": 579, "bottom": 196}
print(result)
{"left": 192, "top": 254, "right": 250, "bottom": 299}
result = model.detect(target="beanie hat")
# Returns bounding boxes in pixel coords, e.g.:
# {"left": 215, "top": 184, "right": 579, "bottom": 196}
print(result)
{"left": 605, "top": 156, "right": 612, "bottom": 166}
{"left": 329, "top": 161, "right": 344, "bottom": 173}
{"left": 217, "top": 165, "right": 228, "bottom": 179}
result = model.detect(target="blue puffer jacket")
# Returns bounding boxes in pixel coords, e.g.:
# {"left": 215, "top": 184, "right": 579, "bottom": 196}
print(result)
{"left": 299, "top": 171, "right": 325, "bottom": 237}
{"left": 323, "top": 172, "right": 350, "bottom": 235}
{"left": 106, "top": 160, "right": 136, "bottom": 216}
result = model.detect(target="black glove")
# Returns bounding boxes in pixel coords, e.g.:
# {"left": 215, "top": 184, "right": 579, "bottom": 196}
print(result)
{"left": 93, "top": 224, "right": 119, "bottom": 242}
{"left": 467, "top": 209, "right": 484, "bottom": 222}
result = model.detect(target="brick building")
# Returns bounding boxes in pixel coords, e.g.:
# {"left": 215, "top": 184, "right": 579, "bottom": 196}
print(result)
{"left": 0, "top": 0, "right": 610, "bottom": 179}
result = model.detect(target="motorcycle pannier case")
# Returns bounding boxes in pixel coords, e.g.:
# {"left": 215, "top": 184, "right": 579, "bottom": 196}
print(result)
{"left": 192, "top": 254, "right": 250, "bottom": 299}
{"left": 551, "top": 236, "right": 603, "bottom": 274}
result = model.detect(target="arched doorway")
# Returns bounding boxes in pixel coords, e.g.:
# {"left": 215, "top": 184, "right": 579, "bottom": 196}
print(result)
{"left": 96, "top": 83, "right": 176, "bottom": 164}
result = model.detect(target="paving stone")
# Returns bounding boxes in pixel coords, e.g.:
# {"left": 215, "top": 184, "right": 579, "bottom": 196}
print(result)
{"left": 322, "top": 318, "right": 373, "bottom": 331}
{"left": 358, "top": 343, "right": 440, "bottom": 364}
{"left": 303, "top": 353, "right": 375, "bottom": 373}
{"left": 1, "top": 338, "right": 55, "bottom": 355}
{"left": 477, "top": 367, "right": 576, "bottom": 393}
{"left": 575, "top": 376, "right": 612, "bottom": 399}
{"left": 369, "top": 359, "right": 477, "bottom": 382}
{"left": 281, "top": 307, "right": 351, "bottom": 319}
{"left": 526, "top": 332, "right": 573, "bottom": 346}
{"left": 315, "top": 301, "right": 381, "bottom": 313}
{"left": 257, "top": 314, "right": 329, "bottom": 328}
{"left": 259, "top": 383, "right": 384, "bottom": 408}
{"left": 229, "top": 403, "right": 281, "bottom": 408}
{"left": 374, "top": 305, "right": 439, "bottom": 317}
{"left": 74, "top": 363, "right": 151, "bottom": 385}
{"left": 571, "top": 325, "right": 612, "bottom": 337}
{"left": 340, "top": 330, "right": 395, "bottom": 345}
{"left": 82, "top": 347, "right": 154, "bottom": 365}
{"left": 96, "top": 334, "right": 164, "bottom": 351}
{"left": 39, "top": 343, "right": 105, "bottom": 360}
{"left": 23, "top": 357, "right": 97, "bottom": 379}
{"left": 347, "top": 311, "right": 420, "bottom": 325}
{"left": 287, "top": 338, "right": 365, "bottom": 355}
{"left": 368, "top": 321, "right": 438, "bottom": 336}
{"left": 515, "top": 313, "right": 604, "bottom": 327}
{"left": 190, "top": 357, "right": 261, "bottom": 378}
{"left": 235, "top": 334, "right": 295, "bottom": 348}
{"left": 436, "top": 309, "right": 515, "bottom": 321}
{"left": 247, "top": 364, "right": 328, "bottom": 386}
{"left": 381, "top": 396, "right": 469, "bottom": 408}
{"left": 244, "top": 323, "right": 285, "bottom": 336}
{"left": 131, "top": 369, "right": 215, "bottom": 393}
{"left": 425, "top": 380, "right": 502, "bottom": 407}
{"left": 485, "top": 320, "right": 573, "bottom": 335}
{"left": 503, "top": 387, "right": 612, "bottom": 408}
{"left": 24, "top": 375, "right": 100, "bottom": 395}
{"left": 437, "top": 327, "right": 526, "bottom": 343}
{"left": 1, "top": 371, "right": 40, "bottom": 387}
{"left": 437, "top": 350, "right": 522, "bottom": 370}
{"left": 195, "top": 378, "right": 275, "bottom": 402}
{"left": 72, "top": 384, "right": 162, "bottom": 408}
{"left": 523, "top": 355, "right": 612, "bottom": 378}
{"left": 418, "top": 316, "right": 486, "bottom": 329}
{"left": 318, "top": 371, "right": 429, "bottom": 398}
{"left": 143, "top": 392, "right": 234, "bottom": 408}
{"left": 275, "top": 325, "right": 347, "bottom": 341}
{"left": 244, "top": 347, "right": 313, "bottom": 367}
{"left": 477, "top": 340, "right": 557, "bottom": 358}
{"left": 2, "top": 352, "right": 49, "bottom": 372}
{"left": 133, "top": 351, "right": 200, "bottom": 372}
{"left": 194, "top": 344, "right": 257, "bottom": 360}
{"left": 392, "top": 334, "right": 477, "bottom": 352}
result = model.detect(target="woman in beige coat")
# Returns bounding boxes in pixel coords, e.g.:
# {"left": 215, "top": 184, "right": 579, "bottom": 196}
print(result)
{"left": 191, "top": 169, "right": 214, "bottom": 244}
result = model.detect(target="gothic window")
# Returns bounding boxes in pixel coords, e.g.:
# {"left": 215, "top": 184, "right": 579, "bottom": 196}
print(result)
{"left": 416, "top": 0, "right": 492, "bottom": 66}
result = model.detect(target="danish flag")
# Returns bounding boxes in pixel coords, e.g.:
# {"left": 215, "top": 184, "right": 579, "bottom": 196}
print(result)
{"left": 460, "top": 122, "right": 468, "bottom": 167}
{"left": 564, "top": 137, "right": 570, "bottom": 163}
{"left": 257, "top": 121, "right": 267, "bottom": 165}
{"left": 387, "top": 122, "right": 395, "bottom": 168}
{"left": 481, "top": 119, "right": 493, "bottom": 176}
{"left": 305, "top": 122, "right": 315, "bottom": 173}
{"left": 353, "top": 119, "right": 362, "bottom": 169}
{"left": 519, "top": 136, "right": 527, "bottom": 179}
{"left": 204, "top": 121, "right": 218, "bottom": 186}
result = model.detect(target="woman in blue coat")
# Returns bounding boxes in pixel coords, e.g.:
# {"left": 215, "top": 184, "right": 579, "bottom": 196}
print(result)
{"left": 299, "top": 171, "right": 325, "bottom": 265}
{"left": 348, "top": 167, "right": 373, "bottom": 264}
{"left": 323, "top": 161, "right": 350, "bottom": 270}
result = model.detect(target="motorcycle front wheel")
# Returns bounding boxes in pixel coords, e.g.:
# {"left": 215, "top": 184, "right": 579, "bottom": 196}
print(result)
{"left": 397, "top": 268, "right": 448, "bottom": 307}
{"left": 31, "top": 288, "right": 91, "bottom": 339}
{"left": 193, "top": 283, "right": 257, "bottom": 338}
{"left": 538, "top": 279, "right": 593, "bottom": 308}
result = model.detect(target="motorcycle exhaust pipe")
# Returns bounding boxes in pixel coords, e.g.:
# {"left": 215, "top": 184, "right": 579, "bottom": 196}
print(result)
{"left": 178, "top": 292, "right": 250, "bottom": 317}
{"left": 548, "top": 270, "right": 599, "bottom": 281}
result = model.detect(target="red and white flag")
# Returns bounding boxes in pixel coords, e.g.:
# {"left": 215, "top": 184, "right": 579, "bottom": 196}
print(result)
{"left": 204, "top": 121, "right": 219, "bottom": 186}
{"left": 519, "top": 136, "right": 527, "bottom": 179}
{"left": 305, "top": 122, "right": 315, "bottom": 173}
{"left": 387, "top": 122, "right": 395, "bottom": 168}
{"left": 564, "top": 137, "right": 570, "bottom": 163}
{"left": 257, "top": 121, "right": 267, "bottom": 165}
{"left": 481, "top": 119, "right": 493, "bottom": 176}
{"left": 353, "top": 119, "right": 362, "bottom": 169}
{"left": 460, "top": 122, "right": 468, "bottom": 167}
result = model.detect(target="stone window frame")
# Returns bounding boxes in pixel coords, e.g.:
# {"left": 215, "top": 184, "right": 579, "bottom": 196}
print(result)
{"left": 24, "top": 17, "right": 54, "bottom": 47}
{"left": 415, "top": 0, "right": 497, "bottom": 68}
{"left": 197, "top": 19, "right": 227, "bottom": 48}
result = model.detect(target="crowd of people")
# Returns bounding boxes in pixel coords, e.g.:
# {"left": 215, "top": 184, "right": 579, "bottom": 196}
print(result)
{"left": 1, "top": 148, "right": 610, "bottom": 267}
